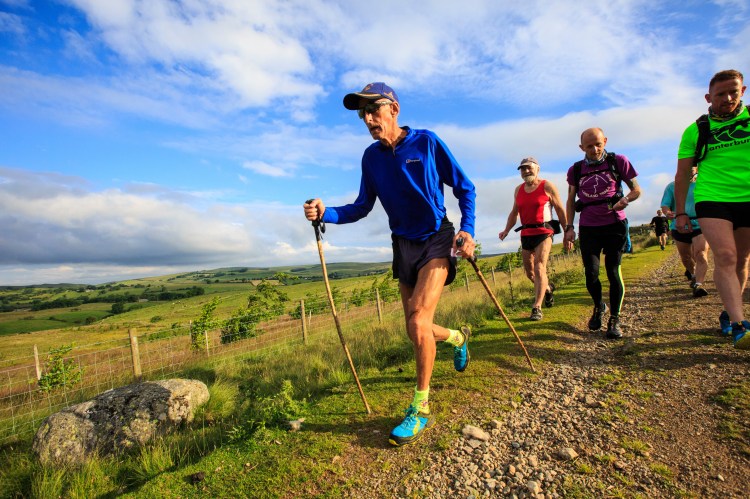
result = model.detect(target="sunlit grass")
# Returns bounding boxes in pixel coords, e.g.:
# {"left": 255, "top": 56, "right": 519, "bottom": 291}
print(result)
{"left": 0, "top": 243, "right": 675, "bottom": 497}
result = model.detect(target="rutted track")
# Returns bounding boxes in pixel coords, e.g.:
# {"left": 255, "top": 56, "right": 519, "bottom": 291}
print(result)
{"left": 344, "top": 251, "right": 750, "bottom": 498}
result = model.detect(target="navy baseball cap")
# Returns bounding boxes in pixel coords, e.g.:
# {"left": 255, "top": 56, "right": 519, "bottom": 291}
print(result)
{"left": 343, "top": 82, "right": 399, "bottom": 110}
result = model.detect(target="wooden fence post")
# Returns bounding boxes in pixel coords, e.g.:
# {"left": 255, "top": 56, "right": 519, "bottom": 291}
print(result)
{"left": 33, "top": 345, "right": 41, "bottom": 380}
{"left": 508, "top": 260, "right": 515, "bottom": 304}
{"left": 300, "top": 299, "right": 308, "bottom": 345}
{"left": 375, "top": 289, "right": 383, "bottom": 324}
{"left": 204, "top": 327, "right": 210, "bottom": 356}
{"left": 491, "top": 268, "right": 496, "bottom": 286}
{"left": 464, "top": 272, "right": 469, "bottom": 291}
{"left": 128, "top": 328, "right": 142, "bottom": 382}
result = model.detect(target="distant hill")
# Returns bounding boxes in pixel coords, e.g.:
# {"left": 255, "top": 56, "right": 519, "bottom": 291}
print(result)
{"left": 148, "top": 261, "right": 392, "bottom": 284}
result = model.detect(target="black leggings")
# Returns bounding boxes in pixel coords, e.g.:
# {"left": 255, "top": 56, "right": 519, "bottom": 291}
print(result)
{"left": 579, "top": 222, "right": 627, "bottom": 316}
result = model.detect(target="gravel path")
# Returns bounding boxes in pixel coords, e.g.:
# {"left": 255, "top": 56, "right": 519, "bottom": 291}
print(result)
{"left": 346, "top": 251, "right": 750, "bottom": 498}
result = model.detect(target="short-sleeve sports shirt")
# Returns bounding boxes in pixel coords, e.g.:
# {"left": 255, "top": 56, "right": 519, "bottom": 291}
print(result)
{"left": 566, "top": 153, "right": 638, "bottom": 227}
{"left": 677, "top": 107, "right": 750, "bottom": 203}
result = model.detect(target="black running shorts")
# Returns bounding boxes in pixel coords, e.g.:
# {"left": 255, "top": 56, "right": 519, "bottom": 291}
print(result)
{"left": 695, "top": 201, "right": 750, "bottom": 229}
{"left": 521, "top": 233, "right": 552, "bottom": 251}
{"left": 671, "top": 228, "right": 703, "bottom": 244}
{"left": 579, "top": 220, "right": 628, "bottom": 257}
{"left": 391, "top": 218, "right": 457, "bottom": 288}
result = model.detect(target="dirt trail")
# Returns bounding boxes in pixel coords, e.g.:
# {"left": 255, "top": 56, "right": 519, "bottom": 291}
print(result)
{"left": 343, "top": 250, "right": 750, "bottom": 498}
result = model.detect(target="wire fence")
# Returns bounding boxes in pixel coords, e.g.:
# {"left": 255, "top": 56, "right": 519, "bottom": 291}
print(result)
{"left": 0, "top": 250, "right": 584, "bottom": 444}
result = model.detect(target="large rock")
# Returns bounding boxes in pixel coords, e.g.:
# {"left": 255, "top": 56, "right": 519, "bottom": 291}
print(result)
{"left": 33, "top": 378, "right": 209, "bottom": 466}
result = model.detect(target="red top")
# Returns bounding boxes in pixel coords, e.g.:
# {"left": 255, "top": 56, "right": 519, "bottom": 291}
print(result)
{"left": 517, "top": 180, "right": 552, "bottom": 236}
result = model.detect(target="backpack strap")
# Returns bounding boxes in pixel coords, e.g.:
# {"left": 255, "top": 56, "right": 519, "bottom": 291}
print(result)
{"left": 693, "top": 114, "right": 710, "bottom": 166}
{"left": 573, "top": 152, "right": 624, "bottom": 212}
{"left": 573, "top": 160, "right": 583, "bottom": 197}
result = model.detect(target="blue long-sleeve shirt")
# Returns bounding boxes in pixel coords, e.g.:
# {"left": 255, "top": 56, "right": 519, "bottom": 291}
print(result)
{"left": 323, "top": 127, "right": 476, "bottom": 241}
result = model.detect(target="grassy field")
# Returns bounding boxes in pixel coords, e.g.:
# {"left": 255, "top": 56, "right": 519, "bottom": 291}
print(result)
{"left": 0, "top": 231, "right": 677, "bottom": 498}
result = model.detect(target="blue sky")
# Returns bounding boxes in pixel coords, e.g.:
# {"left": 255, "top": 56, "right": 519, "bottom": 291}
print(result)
{"left": 1, "top": 0, "right": 749, "bottom": 285}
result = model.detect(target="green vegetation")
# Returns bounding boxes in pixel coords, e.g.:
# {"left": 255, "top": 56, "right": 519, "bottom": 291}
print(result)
{"left": 0, "top": 232, "right": 671, "bottom": 497}
{"left": 713, "top": 382, "right": 750, "bottom": 456}
{"left": 190, "top": 297, "right": 219, "bottom": 350}
{"left": 37, "top": 344, "right": 84, "bottom": 393}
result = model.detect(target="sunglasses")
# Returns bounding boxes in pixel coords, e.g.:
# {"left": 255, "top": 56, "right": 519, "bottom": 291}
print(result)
{"left": 357, "top": 101, "right": 392, "bottom": 119}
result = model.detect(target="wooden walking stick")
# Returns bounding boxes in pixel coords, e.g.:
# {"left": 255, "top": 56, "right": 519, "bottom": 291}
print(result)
{"left": 306, "top": 201, "right": 372, "bottom": 414}
{"left": 457, "top": 238, "right": 535, "bottom": 372}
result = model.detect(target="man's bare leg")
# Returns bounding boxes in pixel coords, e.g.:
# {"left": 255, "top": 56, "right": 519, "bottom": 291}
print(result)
{"left": 691, "top": 234, "right": 709, "bottom": 285}
{"left": 734, "top": 227, "right": 750, "bottom": 295}
{"left": 522, "top": 249, "right": 535, "bottom": 284}
{"left": 675, "top": 240, "right": 695, "bottom": 278}
{"left": 701, "top": 219, "right": 745, "bottom": 322}
{"left": 532, "top": 237, "right": 552, "bottom": 309}
{"left": 399, "top": 258, "right": 450, "bottom": 391}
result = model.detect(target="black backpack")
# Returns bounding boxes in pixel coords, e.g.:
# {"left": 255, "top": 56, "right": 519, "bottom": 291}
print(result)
{"left": 693, "top": 114, "right": 710, "bottom": 166}
{"left": 572, "top": 152, "right": 623, "bottom": 212}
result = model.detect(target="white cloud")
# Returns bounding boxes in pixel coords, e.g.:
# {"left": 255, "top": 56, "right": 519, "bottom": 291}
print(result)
{"left": 242, "top": 160, "right": 291, "bottom": 178}
{"left": 0, "top": 11, "right": 25, "bottom": 37}
{"left": 1, "top": 0, "right": 748, "bottom": 285}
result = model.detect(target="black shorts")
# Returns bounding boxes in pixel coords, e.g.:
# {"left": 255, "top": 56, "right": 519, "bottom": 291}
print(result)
{"left": 671, "top": 228, "right": 702, "bottom": 244}
{"left": 392, "top": 218, "right": 457, "bottom": 287}
{"left": 579, "top": 220, "right": 628, "bottom": 257}
{"left": 655, "top": 228, "right": 668, "bottom": 236}
{"left": 521, "top": 233, "right": 552, "bottom": 251}
{"left": 695, "top": 201, "right": 750, "bottom": 229}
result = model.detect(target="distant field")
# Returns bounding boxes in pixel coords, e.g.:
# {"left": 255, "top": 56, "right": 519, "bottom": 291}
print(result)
{"left": 0, "top": 304, "right": 115, "bottom": 336}
{"left": 3, "top": 232, "right": 651, "bottom": 349}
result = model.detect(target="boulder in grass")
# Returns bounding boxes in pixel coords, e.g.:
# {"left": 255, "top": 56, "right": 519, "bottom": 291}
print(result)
{"left": 33, "top": 379, "right": 209, "bottom": 466}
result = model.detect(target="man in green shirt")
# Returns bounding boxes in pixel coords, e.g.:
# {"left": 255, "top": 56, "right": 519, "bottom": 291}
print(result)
{"left": 675, "top": 69, "right": 750, "bottom": 349}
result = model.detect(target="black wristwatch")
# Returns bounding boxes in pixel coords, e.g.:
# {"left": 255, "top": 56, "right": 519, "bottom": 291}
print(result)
{"left": 565, "top": 225, "right": 574, "bottom": 231}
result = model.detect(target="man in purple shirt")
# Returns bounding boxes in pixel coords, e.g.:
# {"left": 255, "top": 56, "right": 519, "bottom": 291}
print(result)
{"left": 563, "top": 128, "right": 641, "bottom": 339}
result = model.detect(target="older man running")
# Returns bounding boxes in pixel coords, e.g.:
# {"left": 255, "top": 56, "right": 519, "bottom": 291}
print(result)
{"left": 499, "top": 157, "right": 567, "bottom": 321}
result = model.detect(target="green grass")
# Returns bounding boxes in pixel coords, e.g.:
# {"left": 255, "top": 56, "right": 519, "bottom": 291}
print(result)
{"left": 0, "top": 242, "right": 673, "bottom": 497}
{"left": 620, "top": 436, "right": 650, "bottom": 456}
{"left": 713, "top": 381, "right": 750, "bottom": 456}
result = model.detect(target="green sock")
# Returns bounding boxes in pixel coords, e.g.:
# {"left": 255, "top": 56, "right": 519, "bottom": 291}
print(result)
{"left": 412, "top": 387, "right": 429, "bottom": 413}
{"left": 445, "top": 328, "right": 464, "bottom": 347}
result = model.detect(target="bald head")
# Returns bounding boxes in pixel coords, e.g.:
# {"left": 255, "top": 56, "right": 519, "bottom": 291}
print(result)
{"left": 579, "top": 127, "right": 608, "bottom": 162}
{"left": 580, "top": 127, "right": 605, "bottom": 144}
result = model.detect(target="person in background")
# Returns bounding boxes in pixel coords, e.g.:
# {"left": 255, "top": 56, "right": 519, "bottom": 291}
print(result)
{"left": 498, "top": 157, "right": 567, "bottom": 321}
{"left": 661, "top": 167, "right": 710, "bottom": 297}
{"left": 649, "top": 209, "right": 670, "bottom": 250}
{"left": 675, "top": 69, "right": 750, "bottom": 348}
{"left": 563, "top": 127, "right": 641, "bottom": 339}
{"left": 304, "top": 82, "right": 477, "bottom": 445}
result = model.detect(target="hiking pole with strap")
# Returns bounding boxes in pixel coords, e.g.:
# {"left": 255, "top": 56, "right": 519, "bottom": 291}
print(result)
{"left": 456, "top": 237, "right": 535, "bottom": 372}
{"left": 306, "top": 200, "right": 372, "bottom": 414}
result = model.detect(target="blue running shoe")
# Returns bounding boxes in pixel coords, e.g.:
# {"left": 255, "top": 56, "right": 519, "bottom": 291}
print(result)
{"left": 388, "top": 406, "right": 434, "bottom": 446}
{"left": 719, "top": 311, "right": 732, "bottom": 336}
{"left": 454, "top": 326, "right": 470, "bottom": 372}
{"left": 733, "top": 321, "right": 750, "bottom": 350}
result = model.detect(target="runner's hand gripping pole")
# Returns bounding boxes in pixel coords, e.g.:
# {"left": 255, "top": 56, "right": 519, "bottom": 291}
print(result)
{"left": 456, "top": 237, "right": 536, "bottom": 372}
{"left": 305, "top": 200, "right": 372, "bottom": 414}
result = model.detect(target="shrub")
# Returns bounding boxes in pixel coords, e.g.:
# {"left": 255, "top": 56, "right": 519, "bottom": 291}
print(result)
{"left": 190, "top": 298, "right": 219, "bottom": 350}
{"left": 38, "top": 344, "right": 84, "bottom": 392}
